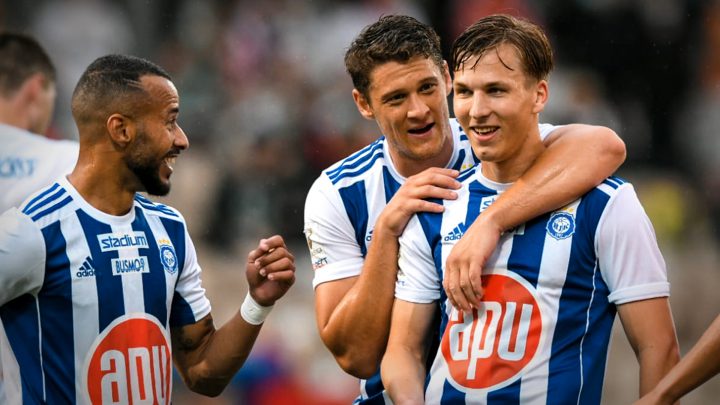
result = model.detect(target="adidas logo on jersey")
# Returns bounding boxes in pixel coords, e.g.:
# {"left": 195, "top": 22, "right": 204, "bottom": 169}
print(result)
{"left": 444, "top": 223, "right": 467, "bottom": 242}
{"left": 76, "top": 256, "right": 96, "bottom": 278}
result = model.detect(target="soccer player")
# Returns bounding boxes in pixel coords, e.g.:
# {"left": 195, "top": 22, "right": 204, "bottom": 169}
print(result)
{"left": 304, "top": 15, "right": 626, "bottom": 404}
{"left": 0, "top": 32, "right": 78, "bottom": 212}
{"left": 635, "top": 314, "right": 720, "bottom": 404}
{"left": 0, "top": 54, "right": 296, "bottom": 404}
{"left": 381, "top": 14, "right": 679, "bottom": 404}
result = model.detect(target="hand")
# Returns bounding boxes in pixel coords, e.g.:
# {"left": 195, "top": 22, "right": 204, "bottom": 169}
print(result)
{"left": 443, "top": 215, "right": 502, "bottom": 312}
{"left": 246, "top": 235, "right": 295, "bottom": 306}
{"left": 379, "top": 167, "right": 460, "bottom": 236}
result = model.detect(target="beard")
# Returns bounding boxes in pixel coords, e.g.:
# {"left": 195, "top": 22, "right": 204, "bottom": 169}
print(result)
{"left": 124, "top": 130, "right": 173, "bottom": 196}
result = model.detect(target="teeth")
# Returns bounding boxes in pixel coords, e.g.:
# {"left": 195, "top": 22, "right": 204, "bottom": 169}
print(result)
{"left": 474, "top": 127, "right": 496, "bottom": 135}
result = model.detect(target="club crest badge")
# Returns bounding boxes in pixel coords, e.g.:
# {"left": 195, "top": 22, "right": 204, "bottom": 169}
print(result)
{"left": 546, "top": 211, "right": 575, "bottom": 240}
{"left": 159, "top": 243, "right": 178, "bottom": 274}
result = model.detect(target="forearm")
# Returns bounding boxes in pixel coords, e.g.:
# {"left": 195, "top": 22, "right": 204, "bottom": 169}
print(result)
{"left": 176, "top": 313, "right": 262, "bottom": 396}
{"left": 652, "top": 315, "right": 720, "bottom": 403}
{"left": 381, "top": 345, "right": 426, "bottom": 405}
{"left": 321, "top": 225, "right": 400, "bottom": 377}
{"left": 483, "top": 125, "right": 625, "bottom": 231}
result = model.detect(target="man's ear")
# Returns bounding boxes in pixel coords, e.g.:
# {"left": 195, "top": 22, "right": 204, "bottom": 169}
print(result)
{"left": 532, "top": 79, "right": 549, "bottom": 114}
{"left": 106, "top": 113, "right": 135, "bottom": 147}
{"left": 442, "top": 60, "right": 452, "bottom": 91}
{"left": 352, "top": 89, "right": 375, "bottom": 120}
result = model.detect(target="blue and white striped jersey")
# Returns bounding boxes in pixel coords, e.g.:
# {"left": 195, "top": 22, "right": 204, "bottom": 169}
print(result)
{"left": 396, "top": 166, "right": 669, "bottom": 404}
{"left": 304, "top": 119, "right": 559, "bottom": 404}
{"left": 0, "top": 176, "right": 211, "bottom": 404}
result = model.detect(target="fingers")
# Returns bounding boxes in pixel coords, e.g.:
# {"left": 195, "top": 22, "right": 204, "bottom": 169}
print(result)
{"left": 248, "top": 235, "right": 288, "bottom": 262}
{"left": 257, "top": 256, "right": 295, "bottom": 280}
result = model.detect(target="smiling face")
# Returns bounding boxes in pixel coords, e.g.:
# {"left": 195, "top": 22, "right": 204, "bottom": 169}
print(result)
{"left": 352, "top": 56, "right": 454, "bottom": 177}
{"left": 453, "top": 44, "right": 547, "bottom": 181}
{"left": 124, "top": 75, "right": 188, "bottom": 196}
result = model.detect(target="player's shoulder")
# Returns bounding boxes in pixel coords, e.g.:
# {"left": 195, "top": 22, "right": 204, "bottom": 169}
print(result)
{"left": 593, "top": 176, "right": 632, "bottom": 198}
{"left": 133, "top": 194, "right": 185, "bottom": 222}
{"left": 319, "top": 136, "right": 387, "bottom": 187}
{"left": 18, "top": 180, "right": 77, "bottom": 227}
{"left": 0, "top": 124, "right": 78, "bottom": 152}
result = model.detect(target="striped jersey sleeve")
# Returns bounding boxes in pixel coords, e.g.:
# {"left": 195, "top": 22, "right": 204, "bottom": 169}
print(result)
{"left": 0, "top": 208, "right": 46, "bottom": 305}
{"left": 595, "top": 182, "right": 670, "bottom": 304}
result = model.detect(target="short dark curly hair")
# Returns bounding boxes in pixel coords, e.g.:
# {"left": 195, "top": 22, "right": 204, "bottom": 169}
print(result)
{"left": 344, "top": 15, "right": 443, "bottom": 99}
{"left": 451, "top": 14, "right": 553, "bottom": 83}
{"left": 71, "top": 54, "right": 172, "bottom": 127}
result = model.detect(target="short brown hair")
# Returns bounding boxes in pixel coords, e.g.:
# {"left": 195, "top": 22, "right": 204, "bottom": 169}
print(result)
{"left": 451, "top": 14, "right": 553, "bottom": 82}
{"left": 0, "top": 32, "right": 55, "bottom": 96}
{"left": 344, "top": 15, "right": 443, "bottom": 99}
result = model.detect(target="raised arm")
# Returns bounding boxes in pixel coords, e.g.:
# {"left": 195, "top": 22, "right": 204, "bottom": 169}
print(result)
{"left": 171, "top": 236, "right": 295, "bottom": 396}
{"left": 635, "top": 314, "right": 720, "bottom": 405}
{"left": 618, "top": 297, "right": 680, "bottom": 397}
{"left": 313, "top": 167, "right": 459, "bottom": 378}
{"left": 381, "top": 299, "right": 436, "bottom": 405}
{"left": 444, "top": 124, "right": 626, "bottom": 310}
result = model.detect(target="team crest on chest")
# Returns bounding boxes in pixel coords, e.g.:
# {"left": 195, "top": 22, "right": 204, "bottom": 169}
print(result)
{"left": 546, "top": 211, "right": 575, "bottom": 240}
{"left": 158, "top": 240, "right": 178, "bottom": 274}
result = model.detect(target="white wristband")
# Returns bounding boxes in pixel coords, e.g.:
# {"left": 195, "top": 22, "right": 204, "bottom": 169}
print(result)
{"left": 240, "top": 293, "right": 273, "bottom": 325}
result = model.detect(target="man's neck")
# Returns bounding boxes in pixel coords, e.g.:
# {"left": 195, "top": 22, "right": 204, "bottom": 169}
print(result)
{"left": 0, "top": 98, "right": 33, "bottom": 133}
{"left": 480, "top": 132, "right": 545, "bottom": 184}
{"left": 67, "top": 147, "right": 138, "bottom": 216}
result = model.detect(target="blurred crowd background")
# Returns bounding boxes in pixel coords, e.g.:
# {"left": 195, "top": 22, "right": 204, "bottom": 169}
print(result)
{"left": 2, "top": 0, "right": 720, "bottom": 403}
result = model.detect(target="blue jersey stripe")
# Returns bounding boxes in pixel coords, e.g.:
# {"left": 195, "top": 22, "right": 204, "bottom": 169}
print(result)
{"left": 338, "top": 181, "right": 370, "bottom": 257}
{"left": 507, "top": 213, "right": 550, "bottom": 289}
{"left": 578, "top": 264, "right": 614, "bottom": 405}
{"left": 132, "top": 209, "right": 168, "bottom": 327}
{"left": 169, "top": 292, "right": 195, "bottom": 327}
{"left": 547, "top": 189, "right": 611, "bottom": 405}
{"left": 38, "top": 221, "right": 75, "bottom": 402}
{"left": 162, "top": 216, "right": 191, "bottom": 327}
{"left": 134, "top": 198, "right": 178, "bottom": 217}
{"left": 440, "top": 379, "right": 465, "bottom": 403}
{"left": 381, "top": 167, "right": 401, "bottom": 204}
{"left": 358, "top": 373, "right": 385, "bottom": 404}
{"left": 326, "top": 138, "right": 383, "bottom": 179}
{"left": 30, "top": 196, "right": 72, "bottom": 222}
{"left": 464, "top": 181, "right": 488, "bottom": 232}
{"left": 76, "top": 210, "right": 125, "bottom": 331}
{"left": 488, "top": 377, "right": 521, "bottom": 403}
{"left": 0, "top": 295, "right": 45, "bottom": 403}
{"left": 22, "top": 183, "right": 61, "bottom": 214}
{"left": 451, "top": 149, "right": 467, "bottom": 171}
{"left": 416, "top": 205, "right": 444, "bottom": 334}
{"left": 330, "top": 149, "right": 384, "bottom": 184}
{"left": 24, "top": 187, "right": 66, "bottom": 216}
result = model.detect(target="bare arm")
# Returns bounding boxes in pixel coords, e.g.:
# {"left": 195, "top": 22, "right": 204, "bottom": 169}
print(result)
{"left": 636, "top": 314, "right": 720, "bottom": 405}
{"left": 381, "top": 299, "right": 436, "bottom": 405}
{"left": 172, "top": 236, "right": 295, "bottom": 396}
{"left": 618, "top": 297, "right": 680, "bottom": 398}
{"left": 444, "top": 124, "right": 626, "bottom": 310}
{"left": 315, "top": 167, "right": 459, "bottom": 378}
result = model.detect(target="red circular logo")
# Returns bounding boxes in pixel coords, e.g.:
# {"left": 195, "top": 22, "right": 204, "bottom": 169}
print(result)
{"left": 84, "top": 315, "right": 171, "bottom": 404}
{"left": 441, "top": 273, "right": 542, "bottom": 390}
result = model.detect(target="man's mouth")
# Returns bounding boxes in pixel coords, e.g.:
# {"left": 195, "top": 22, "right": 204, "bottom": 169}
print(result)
{"left": 163, "top": 153, "right": 179, "bottom": 172}
{"left": 408, "top": 122, "right": 435, "bottom": 135}
{"left": 470, "top": 125, "right": 499, "bottom": 139}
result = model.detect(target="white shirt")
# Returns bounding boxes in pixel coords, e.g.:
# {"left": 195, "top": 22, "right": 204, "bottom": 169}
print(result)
{"left": 0, "top": 123, "right": 78, "bottom": 212}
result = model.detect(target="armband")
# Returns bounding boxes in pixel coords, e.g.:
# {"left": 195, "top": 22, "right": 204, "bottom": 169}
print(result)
{"left": 240, "top": 293, "right": 273, "bottom": 325}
